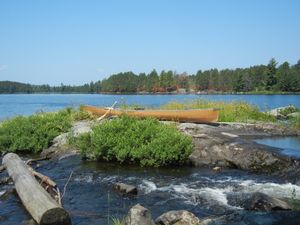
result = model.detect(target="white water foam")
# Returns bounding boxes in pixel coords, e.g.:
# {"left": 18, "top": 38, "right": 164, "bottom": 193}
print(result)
{"left": 138, "top": 177, "right": 300, "bottom": 210}
{"left": 139, "top": 180, "right": 157, "bottom": 194}
{"left": 74, "top": 175, "right": 93, "bottom": 183}
{"left": 240, "top": 180, "right": 300, "bottom": 199}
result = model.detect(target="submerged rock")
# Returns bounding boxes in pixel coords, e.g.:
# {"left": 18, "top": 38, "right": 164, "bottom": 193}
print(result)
{"left": 124, "top": 204, "right": 155, "bottom": 225}
{"left": 113, "top": 182, "right": 138, "bottom": 195}
{"left": 243, "top": 192, "right": 292, "bottom": 211}
{"left": 155, "top": 210, "right": 201, "bottom": 225}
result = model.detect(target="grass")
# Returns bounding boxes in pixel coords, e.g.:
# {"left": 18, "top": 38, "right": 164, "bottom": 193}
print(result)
{"left": 161, "top": 99, "right": 276, "bottom": 123}
{"left": 72, "top": 115, "right": 193, "bottom": 167}
{"left": 111, "top": 217, "right": 123, "bottom": 225}
{"left": 289, "top": 114, "right": 300, "bottom": 129}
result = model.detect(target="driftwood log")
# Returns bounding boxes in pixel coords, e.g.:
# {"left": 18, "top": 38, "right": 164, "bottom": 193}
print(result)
{"left": 2, "top": 153, "right": 71, "bottom": 225}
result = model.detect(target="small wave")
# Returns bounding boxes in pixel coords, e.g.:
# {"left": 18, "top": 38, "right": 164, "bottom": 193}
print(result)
{"left": 74, "top": 175, "right": 93, "bottom": 183}
{"left": 240, "top": 180, "right": 300, "bottom": 199}
{"left": 139, "top": 180, "right": 157, "bottom": 194}
{"left": 101, "top": 175, "right": 118, "bottom": 183}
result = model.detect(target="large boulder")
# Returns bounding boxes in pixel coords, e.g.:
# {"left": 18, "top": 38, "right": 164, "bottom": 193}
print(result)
{"left": 243, "top": 192, "right": 292, "bottom": 211}
{"left": 178, "top": 123, "right": 299, "bottom": 176}
{"left": 155, "top": 210, "right": 201, "bottom": 225}
{"left": 113, "top": 182, "right": 138, "bottom": 196}
{"left": 189, "top": 133, "right": 296, "bottom": 174}
{"left": 124, "top": 204, "right": 155, "bottom": 225}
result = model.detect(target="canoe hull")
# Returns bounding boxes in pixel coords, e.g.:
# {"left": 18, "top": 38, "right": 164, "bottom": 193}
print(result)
{"left": 83, "top": 106, "right": 219, "bottom": 123}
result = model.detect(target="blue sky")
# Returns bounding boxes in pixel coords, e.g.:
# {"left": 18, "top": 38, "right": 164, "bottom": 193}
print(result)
{"left": 0, "top": 0, "right": 299, "bottom": 85}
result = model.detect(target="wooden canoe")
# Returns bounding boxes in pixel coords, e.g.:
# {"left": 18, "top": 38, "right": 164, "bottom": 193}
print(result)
{"left": 82, "top": 105, "right": 219, "bottom": 123}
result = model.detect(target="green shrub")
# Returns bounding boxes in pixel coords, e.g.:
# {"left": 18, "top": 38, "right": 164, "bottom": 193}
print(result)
{"left": 74, "top": 115, "right": 193, "bottom": 167}
{"left": 0, "top": 109, "right": 72, "bottom": 153}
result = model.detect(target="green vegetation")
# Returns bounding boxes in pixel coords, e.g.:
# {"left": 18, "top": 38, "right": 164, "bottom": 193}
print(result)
{"left": 111, "top": 217, "right": 123, "bottom": 225}
{"left": 1, "top": 58, "right": 300, "bottom": 94}
{"left": 279, "top": 105, "right": 299, "bottom": 117}
{"left": 161, "top": 100, "right": 276, "bottom": 123}
{"left": 0, "top": 109, "right": 73, "bottom": 153}
{"left": 73, "top": 115, "right": 193, "bottom": 167}
{"left": 290, "top": 114, "right": 300, "bottom": 129}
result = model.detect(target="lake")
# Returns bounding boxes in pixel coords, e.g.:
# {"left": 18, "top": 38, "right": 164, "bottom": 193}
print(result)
{"left": 0, "top": 94, "right": 300, "bottom": 120}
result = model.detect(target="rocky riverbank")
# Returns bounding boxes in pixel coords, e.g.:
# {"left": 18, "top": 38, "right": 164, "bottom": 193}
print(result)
{"left": 2, "top": 116, "right": 300, "bottom": 225}
{"left": 42, "top": 119, "right": 300, "bottom": 178}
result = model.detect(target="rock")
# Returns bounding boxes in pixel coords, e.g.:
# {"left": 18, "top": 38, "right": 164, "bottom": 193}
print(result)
{"left": 113, "top": 182, "right": 138, "bottom": 195}
{"left": 52, "top": 133, "right": 69, "bottom": 147}
{"left": 40, "top": 145, "right": 79, "bottom": 160}
{"left": 212, "top": 166, "right": 221, "bottom": 172}
{"left": 41, "top": 120, "right": 93, "bottom": 159}
{"left": 188, "top": 127, "right": 299, "bottom": 175}
{"left": 155, "top": 210, "right": 201, "bottom": 225}
{"left": 124, "top": 204, "right": 155, "bottom": 225}
{"left": 267, "top": 105, "right": 297, "bottom": 119}
{"left": 243, "top": 192, "right": 292, "bottom": 211}
{"left": 70, "top": 120, "right": 93, "bottom": 137}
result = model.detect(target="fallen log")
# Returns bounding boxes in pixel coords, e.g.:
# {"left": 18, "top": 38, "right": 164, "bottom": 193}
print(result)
{"left": 2, "top": 153, "right": 71, "bottom": 225}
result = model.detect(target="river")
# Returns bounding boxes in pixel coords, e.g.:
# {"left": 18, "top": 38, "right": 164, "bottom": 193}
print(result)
{"left": 1, "top": 155, "right": 300, "bottom": 225}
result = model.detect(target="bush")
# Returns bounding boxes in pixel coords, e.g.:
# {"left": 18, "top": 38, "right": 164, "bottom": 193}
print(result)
{"left": 0, "top": 109, "right": 72, "bottom": 153}
{"left": 74, "top": 116, "right": 193, "bottom": 167}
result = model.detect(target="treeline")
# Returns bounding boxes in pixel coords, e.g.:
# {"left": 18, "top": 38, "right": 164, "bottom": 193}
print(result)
{"left": 0, "top": 81, "right": 101, "bottom": 94}
{"left": 1, "top": 58, "right": 300, "bottom": 94}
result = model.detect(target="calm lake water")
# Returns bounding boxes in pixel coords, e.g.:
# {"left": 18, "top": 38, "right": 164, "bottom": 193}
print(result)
{"left": 0, "top": 94, "right": 300, "bottom": 120}
{"left": 255, "top": 137, "right": 300, "bottom": 159}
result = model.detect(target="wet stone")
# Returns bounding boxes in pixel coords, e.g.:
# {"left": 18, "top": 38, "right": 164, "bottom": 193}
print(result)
{"left": 124, "top": 204, "right": 155, "bottom": 225}
{"left": 155, "top": 210, "right": 201, "bottom": 225}
{"left": 243, "top": 192, "right": 292, "bottom": 211}
{"left": 113, "top": 182, "right": 138, "bottom": 195}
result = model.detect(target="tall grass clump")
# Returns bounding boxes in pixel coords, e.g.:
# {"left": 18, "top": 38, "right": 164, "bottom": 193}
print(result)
{"left": 289, "top": 114, "right": 300, "bottom": 129}
{"left": 0, "top": 109, "right": 72, "bottom": 153}
{"left": 74, "top": 115, "right": 193, "bottom": 167}
{"left": 161, "top": 99, "right": 276, "bottom": 123}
